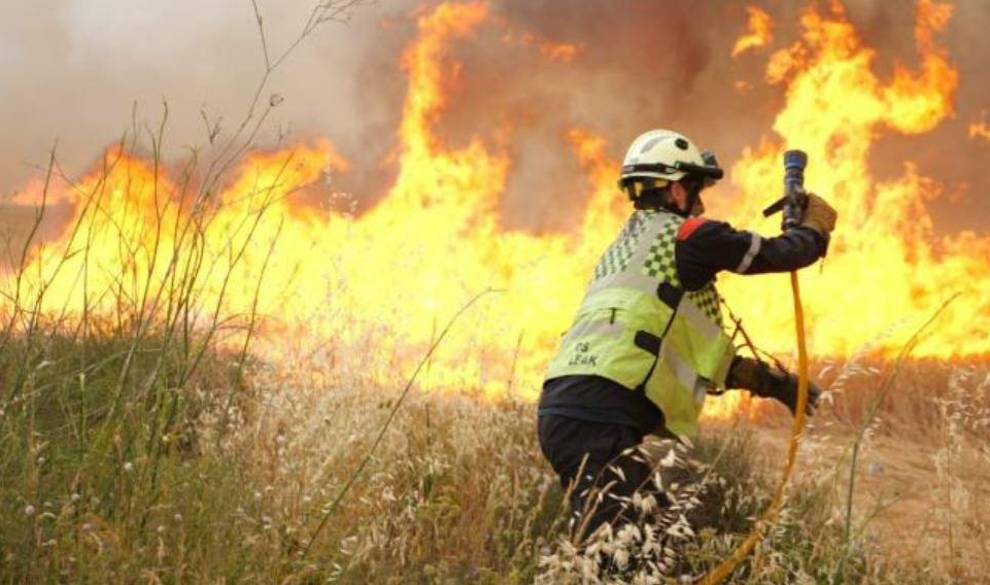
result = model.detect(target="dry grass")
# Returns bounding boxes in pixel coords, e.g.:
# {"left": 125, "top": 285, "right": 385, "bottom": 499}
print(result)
{"left": 3, "top": 310, "right": 988, "bottom": 583}
{"left": 2, "top": 146, "right": 986, "bottom": 583}
{"left": 731, "top": 355, "right": 990, "bottom": 583}
{"left": 2, "top": 3, "right": 987, "bottom": 580}
{"left": 1, "top": 145, "right": 986, "bottom": 583}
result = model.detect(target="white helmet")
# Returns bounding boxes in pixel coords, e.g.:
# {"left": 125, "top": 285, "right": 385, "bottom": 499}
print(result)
{"left": 619, "top": 129, "right": 723, "bottom": 187}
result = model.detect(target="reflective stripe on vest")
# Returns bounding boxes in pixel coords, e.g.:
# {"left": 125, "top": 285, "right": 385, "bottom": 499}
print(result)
{"left": 545, "top": 209, "right": 736, "bottom": 437}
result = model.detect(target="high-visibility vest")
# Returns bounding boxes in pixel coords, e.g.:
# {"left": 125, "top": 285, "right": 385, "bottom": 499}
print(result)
{"left": 545, "top": 209, "right": 736, "bottom": 437}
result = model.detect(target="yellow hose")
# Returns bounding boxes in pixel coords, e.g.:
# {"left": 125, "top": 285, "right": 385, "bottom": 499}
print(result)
{"left": 698, "top": 271, "right": 809, "bottom": 584}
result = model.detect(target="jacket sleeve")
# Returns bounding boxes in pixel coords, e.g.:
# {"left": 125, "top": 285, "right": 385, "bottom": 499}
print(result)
{"left": 675, "top": 218, "right": 828, "bottom": 290}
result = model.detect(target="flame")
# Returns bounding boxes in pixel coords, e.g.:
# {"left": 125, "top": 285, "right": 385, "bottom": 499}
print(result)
{"left": 3, "top": 1, "right": 988, "bottom": 421}
{"left": 732, "top": 5, "right": 773, "bottom": 57}
{"left": 502, "top": 29, "right": 583, "bottom": 63}
{"left": 971, "top": 112, "right": 990, "bottom": 142}
{"left": 718, "top": 0, "right": 988, "bottom": 367}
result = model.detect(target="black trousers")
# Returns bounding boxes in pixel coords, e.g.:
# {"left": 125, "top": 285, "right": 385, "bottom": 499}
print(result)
{"left": 537, "top": 414, "right": 662, "bottom": 540}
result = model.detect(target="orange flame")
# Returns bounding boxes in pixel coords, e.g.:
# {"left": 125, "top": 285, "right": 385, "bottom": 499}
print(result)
{"left": 732, "top": 5, "right": 773, "bottom": 57}
{"left": 719, "top": 0, "right": 985, "bottom": 366}
{"left": 3, "top": 1, "right": 987, "bottom": 418}
{"left": 502, "top": 29, "right": 583, "bottom": 63}
{"left": 971, "top": 111, "right": 990, "bottom": 142}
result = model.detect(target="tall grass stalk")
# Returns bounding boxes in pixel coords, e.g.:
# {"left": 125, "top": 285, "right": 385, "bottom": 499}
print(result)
{"left": 0, "top": 4, "right": 370, "bottom": 580}
{"left": 302, "top": 288, "right": 498, "bottom": 556}
{"left": 837, "top": 294, "right": 960, "bottom": 575}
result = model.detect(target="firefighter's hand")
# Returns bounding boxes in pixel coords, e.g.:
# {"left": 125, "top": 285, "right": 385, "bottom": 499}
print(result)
{"left": 754, "top": 367, "right": 822, "bottom": 417}
{"left": 800, "top": 193, "right": 837, "bottom": 237}
{"left": 727, "top": 357, "right": 821, "bottom": 417}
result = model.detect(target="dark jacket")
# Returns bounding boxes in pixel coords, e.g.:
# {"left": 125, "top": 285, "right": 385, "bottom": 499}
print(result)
{"left": 538, "top": 217, "right": 828, "bottom": 436}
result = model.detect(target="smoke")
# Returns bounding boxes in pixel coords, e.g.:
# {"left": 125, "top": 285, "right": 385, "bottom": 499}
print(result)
{"left": 430, "top": 1, "right": 767, "bottom": 229}
{"left": 1, "top": 0, "right": 988, "bottom": 233}
{"left": 841, "top": 0, "right": 990, "bottom": 231}
{"left": 0, "top": 0, "right": 395, "bottom": 194}
{"left": 422, "top": 0, "right": 990, "bottom": 231}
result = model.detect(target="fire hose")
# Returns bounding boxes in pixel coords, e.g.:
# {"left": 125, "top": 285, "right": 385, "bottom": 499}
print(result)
{"left": 698, "top": 150, "right": 812, "bottom": 584}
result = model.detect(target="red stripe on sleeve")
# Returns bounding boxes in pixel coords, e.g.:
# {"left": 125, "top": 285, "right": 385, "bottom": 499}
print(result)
{"left": 677, "top": 217, "right": 709, "bottom": 241}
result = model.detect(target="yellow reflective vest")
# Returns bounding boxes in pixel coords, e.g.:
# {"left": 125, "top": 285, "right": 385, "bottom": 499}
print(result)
{"left": 545, "top": 209, "right": 736, "bottom": 437}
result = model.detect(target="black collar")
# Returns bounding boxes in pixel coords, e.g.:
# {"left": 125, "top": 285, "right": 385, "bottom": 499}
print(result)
{"left": 633, "top": 194, "right": 688, "bottom": 217}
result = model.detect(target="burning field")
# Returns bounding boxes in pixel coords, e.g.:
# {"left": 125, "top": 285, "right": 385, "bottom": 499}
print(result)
{"left": 1, "top": 0, "right": 988, "bottom": 583}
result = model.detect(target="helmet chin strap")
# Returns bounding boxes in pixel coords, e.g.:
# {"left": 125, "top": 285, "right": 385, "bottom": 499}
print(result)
{"left": 633, "top": 191, "right": 688, "bottom": 216}
{"left": 626, "top": 176, "right": 703, "bottom": 216}
{"left": 677, "top": 177, "right": 704, "bottom": 218}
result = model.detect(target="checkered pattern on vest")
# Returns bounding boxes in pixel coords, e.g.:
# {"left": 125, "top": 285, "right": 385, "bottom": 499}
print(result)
{"left": 594, "top": 210, "right": 725, "bottom": 326}
{"left": 643, "top": 215, "right": 682, "bottom": 285}
{"left": 687, "top": 284, "right": 724, "bottom": 327}
{"left": 592, "top": 210, "right": 653, "bottom": 281}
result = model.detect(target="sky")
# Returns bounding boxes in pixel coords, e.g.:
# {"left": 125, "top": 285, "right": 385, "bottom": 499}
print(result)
{"left": 1, "top": 0, "right": 988, "bottom": 233}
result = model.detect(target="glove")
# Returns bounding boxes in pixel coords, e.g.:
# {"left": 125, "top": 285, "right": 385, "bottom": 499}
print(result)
{"left": 800, "top": 193, "right": 837, "bottom": 237}
{"left": 726, "top": 356, "right": 821, "bottom": 417}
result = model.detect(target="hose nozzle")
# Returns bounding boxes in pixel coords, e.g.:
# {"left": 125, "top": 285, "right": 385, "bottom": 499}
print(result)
{"left": 762, "top": 149, "right": 809, "bottom": 230}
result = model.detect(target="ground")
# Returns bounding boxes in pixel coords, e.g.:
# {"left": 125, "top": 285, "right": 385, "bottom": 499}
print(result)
{"left": 748, "top": 417, "right": 990, "bottom": 582}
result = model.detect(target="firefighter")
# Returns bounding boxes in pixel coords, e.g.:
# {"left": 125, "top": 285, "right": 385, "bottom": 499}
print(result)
{"left": 538, "top": 128, "right": 837, "bottom": 538}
